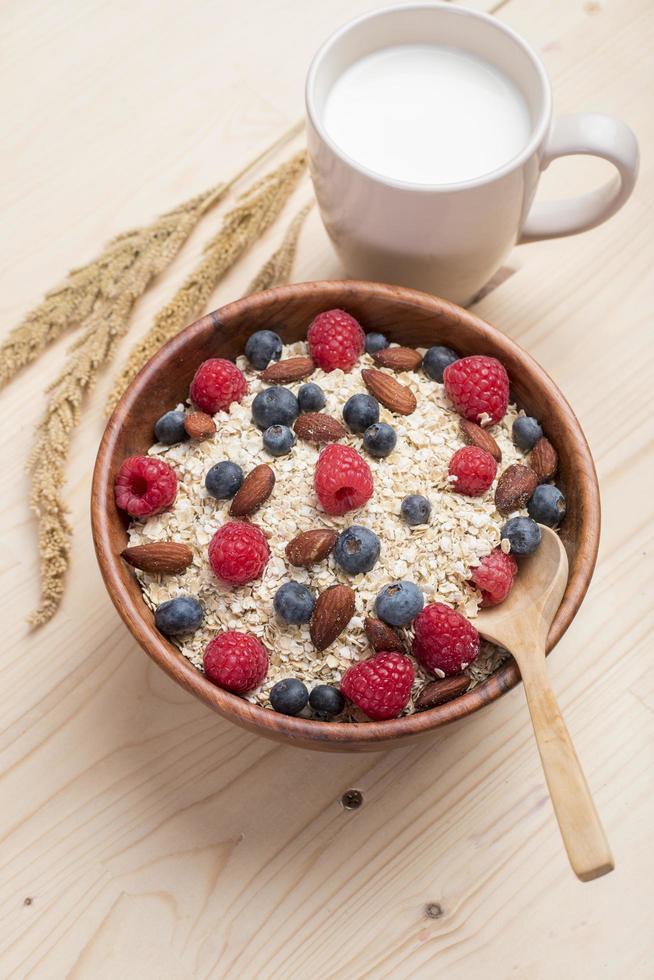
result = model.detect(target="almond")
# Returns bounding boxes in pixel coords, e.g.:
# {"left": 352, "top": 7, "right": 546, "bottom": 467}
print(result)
{"left": 494, "top": 464, "right": 539, "bottom": 515}
{"left": 460, "top": 419, "right": 502, "bottom": 462}
{"left": 294, "top": 412, "right": 347, "bottom": 444}
{"left": 120, "top": 541, "right": 193, "bottom": 574}
{"left": 529, "top": 437, "right": 558, "bottom": 482}
{"left": 260, "top": 356, "right": 314, "bottom": 383}
{"left": 229, "top": 464, "right": 275, "bottom": 517}
{"left": 183, "top": 411, "right": 216, "bottom": 440}
{"left": 364, "top": 616, "right": 405, "bottom": 654}
{"left": 415, "top": 674, "right": 470, "bottom": 711}
{"left": 361, "top": 368, "right": 417, "bottom": 415}
{"left": 372, "top": 346, "right": 423, "bottom": 372}
{"left": 310, "top": 584, "right": 355, "bottom": 651}
{"left": 285, "top": 528, "right": 338, "bottom": 567}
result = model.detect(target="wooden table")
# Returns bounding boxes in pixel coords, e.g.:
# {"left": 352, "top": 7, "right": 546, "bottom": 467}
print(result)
{"left": 2, "top": 1, "right": 652, "bottom": 976}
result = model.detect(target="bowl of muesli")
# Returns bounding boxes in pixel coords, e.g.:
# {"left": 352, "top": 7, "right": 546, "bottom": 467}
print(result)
{"left": 92, "top": 280, "right": 599, "bottom": 750}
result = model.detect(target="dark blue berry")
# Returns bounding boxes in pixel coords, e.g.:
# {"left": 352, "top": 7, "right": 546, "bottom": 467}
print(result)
{"left": 375, "top": 581, "right": 424, "bottom": 627}
{"left": 512, "top": 416, "right": 544, "bottom": 452}
{"left": 528, "top": 485, "right": 566, "bottom": 527}
{"left": 423, "top": 345, "right": 459, "bottom": 382}
{"left": 365, "top": 332, "right": 390, "bottom": 355}
{"left": 501, "top": 516, "right": 541, "bottom": 555}
{"left": 400, "top": 494, "right": 431, "bottom": 526}
{"left": 309, "top": 684, "right": 345, "bottom": 717}
{"left": 244, "top": 329, "right": 283, "bottom": 370}
{"left": 363, "top": 422, "right": 397, "bottom": 458}
{"left": 251, "top": 386, "right": 299, "bottom": 430}
{"left": 154, "top": 410, "right": 188, "bottom": 445}
{"left": 334, "top": 525, "right": 381, "bottom": 574}
{"left": 298, "top": 382, "right": 326, "bottom": 412}
{"left": 205, "top": 461, "right": 243, "bottom": 500}
{"left": 263, "top": 424, "right": 295, "bottom": 457}
{"left": 154, "top": 596, "right": 203, "bottom": 635}
{"left": 270, "top": 678, "right": 309, "bottom": 715}
{"left": 274, "top": 581, "right": 316, "bottom": 624}
{"left": 343, "top": 393, "right": 380, "bottom": 433}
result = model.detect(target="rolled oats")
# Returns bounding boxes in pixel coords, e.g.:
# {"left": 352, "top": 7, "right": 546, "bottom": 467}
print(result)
{"left": 128, "top": 344, "right": 527, "bottom": 715}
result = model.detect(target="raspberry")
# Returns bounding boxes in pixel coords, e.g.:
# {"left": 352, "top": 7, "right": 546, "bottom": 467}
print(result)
{"left": 208, "top": 522, "right": 270, "bottom": 585}
{"left": 307, "top": 309, "right": 365, "bottom": 372}
{"left": 470, "top": 548, "right": 517, "bottom": 607}
{"left": 203, "top": 631, "right": 268, "bottom": 694}
{"left": 412, "top": 602, "right": 480, "bottom": 676}
{"left": 189, "top": 358, "right": 247, "bottom": 414}
{"left": 314, "top": 444, "right": 374, "bottom": 516}
{"left": 448, "top": 445, "right": 497, "bottom": 496}
{"left": 443, "top": 355, "right": 509, "bottom": 425}
{"left": 114, "top": 455, "right": 177, "bottom": 517}
{"left": 341, "top": 652, "right": 414, "bottom": 720}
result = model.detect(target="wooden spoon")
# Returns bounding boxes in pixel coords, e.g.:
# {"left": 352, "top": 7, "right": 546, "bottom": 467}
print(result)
{"left": 476, "top": 526, "right": 613, "bottom": 881}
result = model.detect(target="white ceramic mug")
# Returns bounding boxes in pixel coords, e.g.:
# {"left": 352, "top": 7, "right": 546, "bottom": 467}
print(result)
{"left": 305, "top": 3, "right": 639, "bottom": 306}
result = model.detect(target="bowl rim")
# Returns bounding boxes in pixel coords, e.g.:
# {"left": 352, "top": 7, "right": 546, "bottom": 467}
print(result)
{"left": 91, "top": 280, "right": 600, "bottom": 748}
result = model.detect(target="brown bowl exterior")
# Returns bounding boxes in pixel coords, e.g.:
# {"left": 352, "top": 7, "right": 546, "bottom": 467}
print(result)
{"left": 92, "top": 280, "right": 600, "bottom": 751}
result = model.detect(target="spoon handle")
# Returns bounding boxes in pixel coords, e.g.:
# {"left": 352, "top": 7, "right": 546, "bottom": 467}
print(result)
{"left": 518, "top": 650, "right": 614, "bottom": 881}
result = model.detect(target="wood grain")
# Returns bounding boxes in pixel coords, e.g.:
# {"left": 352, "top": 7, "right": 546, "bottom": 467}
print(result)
{"left": 1, "top": 0, "right": 653, "bottom": 976}
{"left": 92, "top": 280, "right": 600, "bottom": 750}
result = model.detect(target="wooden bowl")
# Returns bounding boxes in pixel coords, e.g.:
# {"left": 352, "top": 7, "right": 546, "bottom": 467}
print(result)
{"left": 92, "top": 280, "right": 600, "bottom": 752}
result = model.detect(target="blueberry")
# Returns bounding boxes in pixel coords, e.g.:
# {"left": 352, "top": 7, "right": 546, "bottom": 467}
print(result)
{"left": 512, "top": 416, "right": 544, "bottom": 452}
{"left": 309, "top": 684, "right": 345, "bottom": 717}
{"left": 244, "top": 329, "right": 283, "bottom": 370}
{"left": 343, "top": 393, "right": 380, "bottom": 433}
{"left": 154, "top": 596, "right": 203, "bottom": 635}
{"left": 365, "top": 332, "right": 390, "bottom": 355}
{"left": 423, "top": 345, "right": 459, "bottom": 383}
{"left": 251, "top": 386, "right": 299, "bottom": 430}
{"left": 298, "top": 382, "right": 326, "bottom": 412}
{"left": 205, "top": 461, "right": 243, "bottom": 499}
{"left": 263, "top": 424, "right": 295, "bottom": 457}
{"left": 375, "top": 581, "right": 424, "bottom": 627}
{"left": 501, "top": 516, "right": 542, "bottom": 555}
{"left": 270, "top": 678, "right": 309, "bottom": 715}
{"left": 334, "top": 525, "right": 381, "bottom": 574}
{"left": 363, "top": 422, "right": 397, "bottom": 458}
{"left": 274, "top": 581, "right": 316, "bottom": 624}
{"left": 401, "top": 494, "right": 431, "bottom": 526}
{"left": 528, "top": 485, "right": 567, "bottom": 527}
{"left": 154, "top": 410, "right": 188, "bottom": 445}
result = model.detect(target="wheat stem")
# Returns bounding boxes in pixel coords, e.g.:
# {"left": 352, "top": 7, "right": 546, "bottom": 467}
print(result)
{"left": 106, "top": 150, "right": 307, "bottom": 415}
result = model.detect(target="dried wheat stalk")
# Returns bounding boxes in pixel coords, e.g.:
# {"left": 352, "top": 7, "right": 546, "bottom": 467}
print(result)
{"left": 0, "top": 186, "right": 226, "bottom": 391}
{"left": 29, "top": 148, "right": 307, "bottom": 626}
{"left": 0, "top": 120, "right": 303, "bottom": 390}
{"left": 107, "top": 149, "right": 307, "bottom": 413}
{"left": 246, "top": 200, "right": 314, "bottom": 295}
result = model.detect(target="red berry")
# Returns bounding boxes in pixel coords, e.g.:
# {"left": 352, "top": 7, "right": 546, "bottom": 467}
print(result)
{"left": 307, "top": 309, "right": 365, "bottom": 372}
{"left": 203, "top": 631, "right": 268, "bottom": 694}
{"left": 470, "top": 548, "right": 517, "bottom": 607}
{"left": 314, "top": 444, "right": 374, "bottom": 516}
{"left": 208, "top": 522, "right": 270, "bottom": 585}
{"left": 341, "top": 652, "right": 414, "bottom": 720}
{"left": 189, "top": 358, "right": 247, "bottom": 414}
{"left": 443, "top": 355, "right": 509, "bottom": 425}
{"left": 114, "top": 455, "right": 177, "bottom": 518}
{"left": 412, "top": 602, "right": 480, "bottom": 676}
{"left": 449, "top": 445, "right": 497, "bottom": 496}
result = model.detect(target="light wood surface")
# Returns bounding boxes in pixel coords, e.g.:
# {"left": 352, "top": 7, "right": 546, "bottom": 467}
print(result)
{"left": 477, "top": 528, "right": 613, "bottom": 882}
{"left": 1, "top": 0, "right": 652, "bottom": 977}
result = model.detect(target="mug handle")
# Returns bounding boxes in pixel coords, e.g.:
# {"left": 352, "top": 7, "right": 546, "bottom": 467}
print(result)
{"left": 519, "top": 113, "right": 639, "bottom": 243}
